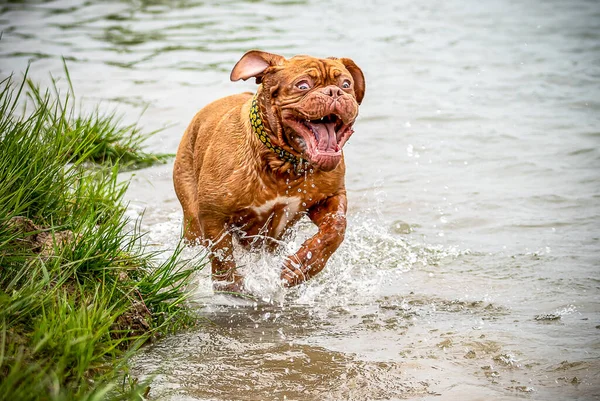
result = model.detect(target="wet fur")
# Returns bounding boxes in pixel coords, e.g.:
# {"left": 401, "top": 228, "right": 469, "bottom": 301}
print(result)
{"left": 173, "top": 51, "right": 364, "bottom": 292}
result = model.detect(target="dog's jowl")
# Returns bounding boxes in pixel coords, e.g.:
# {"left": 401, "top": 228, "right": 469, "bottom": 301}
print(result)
{"left": 173, "top": 50, "right": 365, "bottom": 292}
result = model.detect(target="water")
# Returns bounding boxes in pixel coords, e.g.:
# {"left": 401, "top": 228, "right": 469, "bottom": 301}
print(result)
{"left": 2, "top": 0, "right": 599, "bottom": 399}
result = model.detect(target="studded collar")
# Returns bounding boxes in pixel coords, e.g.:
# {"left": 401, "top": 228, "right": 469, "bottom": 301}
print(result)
{"left": 249, "top": 95, "right": 303, "bottom": 165}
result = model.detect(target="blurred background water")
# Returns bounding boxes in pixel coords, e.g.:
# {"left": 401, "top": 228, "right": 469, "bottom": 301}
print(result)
{"left": 1, "top": 0, "right": 599, "bottom": 399}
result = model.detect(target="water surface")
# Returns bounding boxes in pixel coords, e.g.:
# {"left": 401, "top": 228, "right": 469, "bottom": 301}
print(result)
{"left": 1, "top": 0, "right": 599, "bottom": 399}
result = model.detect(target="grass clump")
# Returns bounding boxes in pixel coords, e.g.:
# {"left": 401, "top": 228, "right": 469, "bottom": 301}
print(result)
{"left": 0, "top": 70, "right": 203, "bottom": 400}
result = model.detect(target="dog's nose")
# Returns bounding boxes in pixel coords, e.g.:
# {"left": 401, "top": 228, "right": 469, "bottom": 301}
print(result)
{"left": 321, "top": 85, "right": 344, "bottom": 99}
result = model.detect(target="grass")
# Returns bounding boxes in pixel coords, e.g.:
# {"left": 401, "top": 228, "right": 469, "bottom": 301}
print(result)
{"left": 0, "top": 68, "right": 204, "bottom": 400}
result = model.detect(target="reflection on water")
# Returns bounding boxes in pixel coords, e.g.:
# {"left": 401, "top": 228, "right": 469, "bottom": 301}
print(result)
{"left": 2, "top": 0, "right": 599, "bottom": 399}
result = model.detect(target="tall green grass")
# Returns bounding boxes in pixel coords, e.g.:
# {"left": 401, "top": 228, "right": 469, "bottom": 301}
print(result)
{"left": 0, "top": 70, "right": 203, "bottom": 400}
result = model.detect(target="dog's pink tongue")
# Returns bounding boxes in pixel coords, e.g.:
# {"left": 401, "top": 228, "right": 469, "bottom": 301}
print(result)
{"left": 311, "top": 122, "right": 337, "bottom": 152}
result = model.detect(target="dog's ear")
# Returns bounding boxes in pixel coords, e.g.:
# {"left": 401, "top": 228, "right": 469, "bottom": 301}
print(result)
{"left": 230, "top": 50, "right": 285, "bottom": 83}
{"left": 339, "top": 58, "right": 365, "bottom": 104}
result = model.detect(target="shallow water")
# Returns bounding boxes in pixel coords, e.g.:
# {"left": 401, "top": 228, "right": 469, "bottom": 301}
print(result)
{"left": 2, "top": 0, "right": 599, "bottom": 399}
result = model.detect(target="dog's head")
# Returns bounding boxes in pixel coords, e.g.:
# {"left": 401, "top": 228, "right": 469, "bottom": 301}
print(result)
{"left": 231, "top": 50, "right": 365, "bottom": 172}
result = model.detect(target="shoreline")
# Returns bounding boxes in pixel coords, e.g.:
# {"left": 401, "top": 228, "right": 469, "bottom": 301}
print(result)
{"left": 0, "top": 71, "right": 204, "bottom": 400}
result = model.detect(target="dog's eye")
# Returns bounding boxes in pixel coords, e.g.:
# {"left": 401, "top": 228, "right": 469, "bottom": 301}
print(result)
{"left": 342, "top": 80, "right": 351, "bottom": 89}
{"left": 296, "top": 80, "right": 311, "bottom": 90}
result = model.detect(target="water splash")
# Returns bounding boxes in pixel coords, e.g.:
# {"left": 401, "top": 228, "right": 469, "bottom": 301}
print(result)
{"left": 534, "top": 305, "right": 577, "bottom": 321}
{"left": 127, "top": 202, "right": 466, "bottom": 308}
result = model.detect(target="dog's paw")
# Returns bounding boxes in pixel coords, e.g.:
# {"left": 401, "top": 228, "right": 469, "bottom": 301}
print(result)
{"left": 280, "top": 262, "right": 307, "bottom": 287}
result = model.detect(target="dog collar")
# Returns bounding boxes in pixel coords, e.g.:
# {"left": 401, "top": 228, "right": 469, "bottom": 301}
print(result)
{"left": 250, "top": 95, "right": 303, "bottom": 165}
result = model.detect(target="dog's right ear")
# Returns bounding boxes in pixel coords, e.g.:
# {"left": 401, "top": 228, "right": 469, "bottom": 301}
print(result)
{"left": 230, "top": 50, "right": 285, "bottom": 83}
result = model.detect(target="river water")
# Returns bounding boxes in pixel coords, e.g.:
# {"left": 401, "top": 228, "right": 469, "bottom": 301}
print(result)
{"left": 2, "top": 0, "right": 599, "bottom": 399}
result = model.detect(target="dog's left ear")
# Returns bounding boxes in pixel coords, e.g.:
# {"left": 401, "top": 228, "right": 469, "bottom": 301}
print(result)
{"left": 230, "top": 50, "right": 285, "bottom": 83}
{"left": 339, "top": 58, "right": 365, "bottom": 105}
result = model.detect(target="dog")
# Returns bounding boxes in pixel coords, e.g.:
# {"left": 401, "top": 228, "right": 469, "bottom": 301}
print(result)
{"left": 173, "top": 50, "right": 365, "bottom": 292}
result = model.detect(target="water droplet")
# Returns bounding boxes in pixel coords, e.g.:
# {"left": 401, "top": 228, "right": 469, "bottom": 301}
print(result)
{"left": 306, "top": 251, "right": 312, "bottom": 260}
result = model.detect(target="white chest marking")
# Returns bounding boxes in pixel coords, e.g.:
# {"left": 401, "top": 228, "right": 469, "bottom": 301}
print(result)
{"left": 251, "top": 196, "right": 301, "bottom": 236}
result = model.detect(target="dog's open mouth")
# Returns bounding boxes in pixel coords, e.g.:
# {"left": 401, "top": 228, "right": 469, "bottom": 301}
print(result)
{"left": 301, "top": 114, "right": 345, "bottom": 154}
{"left": 283, "top": 111, "right": 354, "bottom": 171}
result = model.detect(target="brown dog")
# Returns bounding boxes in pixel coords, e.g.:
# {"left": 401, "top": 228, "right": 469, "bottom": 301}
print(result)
{"left": 173, "top": 50, "right": 365, "bottom": 292}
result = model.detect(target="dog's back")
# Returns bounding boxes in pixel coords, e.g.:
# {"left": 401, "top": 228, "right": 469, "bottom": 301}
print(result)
{"left": 173, "top": 92, "right": 254, "bottom": 240}
{"left": 176, "top": 92, "right": 252, "bottom": 178}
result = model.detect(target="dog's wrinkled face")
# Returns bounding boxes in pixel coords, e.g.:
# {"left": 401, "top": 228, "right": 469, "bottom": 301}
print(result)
{"left": 231, "top": 51, "right": 365, "bottom": 171}
{"left": 275, "top": 56, "right": 361, "bottom": 171}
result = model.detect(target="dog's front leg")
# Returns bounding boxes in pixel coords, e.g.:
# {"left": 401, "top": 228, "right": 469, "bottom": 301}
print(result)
{"left": 281, "top": 193, "right": 347, "bottom": 287}
{"left": 202, "top": 219, "right": 245, "bottom": 293}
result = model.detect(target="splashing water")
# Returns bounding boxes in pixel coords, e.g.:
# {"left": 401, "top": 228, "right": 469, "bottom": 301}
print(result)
{"left": 127, "top": 200, "right": 467, "bottom": 309}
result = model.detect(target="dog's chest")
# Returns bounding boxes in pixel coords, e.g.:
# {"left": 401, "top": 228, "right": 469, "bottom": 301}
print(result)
{"left": 231, "top": 195, "right": 309, "bottom": 241}
{"left": 251, "top": 196, "right": 302, "bottom": 218}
